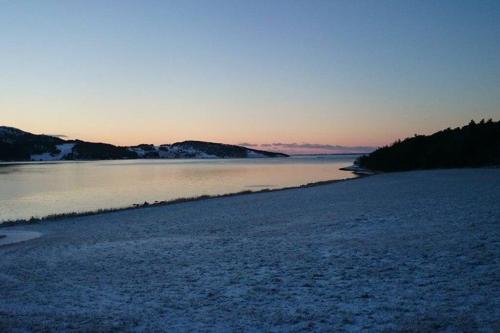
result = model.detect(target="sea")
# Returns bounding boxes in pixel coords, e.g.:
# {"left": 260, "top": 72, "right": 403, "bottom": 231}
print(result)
{"left": 0, "top": 154, "right": 358, "bottom": 222}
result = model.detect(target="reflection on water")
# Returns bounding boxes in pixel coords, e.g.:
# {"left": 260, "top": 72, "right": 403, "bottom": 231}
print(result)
{"left": 0, "top": 155, "right": 358, "bottom": 222}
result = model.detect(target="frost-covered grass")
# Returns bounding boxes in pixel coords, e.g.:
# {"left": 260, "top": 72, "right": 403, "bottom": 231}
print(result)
{"left": 0, "top": 230, "right": 41, "bottom": 246}
{"left": 0, "top": 169, "right": 499, "bottom": 332}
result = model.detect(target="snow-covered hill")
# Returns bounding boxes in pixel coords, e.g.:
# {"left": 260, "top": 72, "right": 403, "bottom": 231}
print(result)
{"left": 0, "top": 126, "right": 288, "bottom": 161}
{"left": 128, "top": 141, "right": 281, "bottom": 159}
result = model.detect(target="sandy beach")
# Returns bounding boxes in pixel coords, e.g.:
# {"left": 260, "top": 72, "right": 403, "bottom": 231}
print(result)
{"left": 1, "top": 169, "right": 499, "bottom": 332}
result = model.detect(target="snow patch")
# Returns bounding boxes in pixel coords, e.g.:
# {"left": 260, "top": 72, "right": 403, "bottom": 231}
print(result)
{"left": 128, "top": 147, "right": 148, "bottom": 157}
{"left": 0, "top": 230, "right": 42, "bottom": 246}
{"left": 246, "top": 150, "right": 266, "bottom": 158}
{"left": 164, "top": 145, "right": 218, "bottom": 158}
{"left": 31, "top": 143, "right": 75, "bottom": 161}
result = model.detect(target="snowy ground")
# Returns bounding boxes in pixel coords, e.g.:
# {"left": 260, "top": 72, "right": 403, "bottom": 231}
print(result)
{"left": 0, "top": 230, "right": 41, "bottom": 246}
{"left": 1, "top": 169, "right": 499, "bottom": 332}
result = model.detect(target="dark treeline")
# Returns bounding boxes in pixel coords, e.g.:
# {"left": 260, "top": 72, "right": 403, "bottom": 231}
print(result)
{"left": 357, "top": 119, "right": 500, "bottom": 172}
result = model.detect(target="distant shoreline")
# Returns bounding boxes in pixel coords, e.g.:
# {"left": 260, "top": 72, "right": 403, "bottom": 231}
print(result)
{"left": 0, "top": 171, "right": 367, "bottom": 227}
{"left": 0, "top": 157, "right": 286, "bottom": 166}
{"left": 0, "top": 153, "right": 363, "bottom": 165}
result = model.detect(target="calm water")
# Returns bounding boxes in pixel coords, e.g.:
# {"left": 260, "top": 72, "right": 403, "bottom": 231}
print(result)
{"left": 0, "top": 155, "right": 357, "bottom": 222}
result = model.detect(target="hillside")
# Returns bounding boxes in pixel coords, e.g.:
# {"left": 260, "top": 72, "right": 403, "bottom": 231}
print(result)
{"left": 357, "top": 119, "right": 500, "bottom": 171}
{"left": 0, "top": 126, "right": 288, "bottom": 161}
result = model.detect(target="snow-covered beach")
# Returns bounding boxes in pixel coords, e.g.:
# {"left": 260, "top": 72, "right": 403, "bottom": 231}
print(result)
{"left": 1, "top": 169, "right": 499, "bottom": 332}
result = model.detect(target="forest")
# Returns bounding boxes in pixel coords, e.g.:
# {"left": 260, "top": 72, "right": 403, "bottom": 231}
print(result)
{"left": 357, "top": 119, "right": 500, "bottom": 171}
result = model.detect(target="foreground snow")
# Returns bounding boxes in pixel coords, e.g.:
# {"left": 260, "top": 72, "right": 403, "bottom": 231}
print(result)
{"left": 0, "top": 169, "right": 499, "bottom": 332}
{"left": 0, "top": 230, "right": 41, "bottom": 246}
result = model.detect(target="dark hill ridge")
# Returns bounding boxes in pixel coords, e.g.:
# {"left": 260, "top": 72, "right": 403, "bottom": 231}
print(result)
{"left": 0, "top": 126, "right": 65, "bottom": 161}
{"left": 0, "top": 126, "right": 288, "bottom": 161}
{"left": 357, "top": 119, "right": 500, "bottom": 172}
{"left": 170, "top": 141, "right": 283, "bottom": 158}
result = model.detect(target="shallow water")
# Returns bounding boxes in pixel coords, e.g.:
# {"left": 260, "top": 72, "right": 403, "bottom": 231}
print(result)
{"left": 0, "top": 155, "right": 357, "bottom": 222}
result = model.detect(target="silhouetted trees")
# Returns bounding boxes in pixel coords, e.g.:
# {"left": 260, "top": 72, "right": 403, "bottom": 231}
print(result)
{"left": 71, "top": 141, "right": 138, "bottom": 160}
{"left": 357, "top": 119, "right": 500, "bottom": 171}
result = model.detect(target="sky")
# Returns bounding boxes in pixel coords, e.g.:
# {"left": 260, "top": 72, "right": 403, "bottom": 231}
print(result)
{"left": 1, "top": 0, "right": 499, "bottom": 153}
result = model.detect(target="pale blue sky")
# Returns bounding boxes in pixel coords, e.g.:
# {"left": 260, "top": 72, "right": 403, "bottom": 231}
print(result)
{"left": 1, "top": 0, "right": 499, "bottom": 150}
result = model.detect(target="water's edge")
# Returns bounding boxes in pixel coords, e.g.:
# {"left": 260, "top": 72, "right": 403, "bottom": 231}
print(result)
{"left": 0, "top": 172, "right": 371, "bottom": 228}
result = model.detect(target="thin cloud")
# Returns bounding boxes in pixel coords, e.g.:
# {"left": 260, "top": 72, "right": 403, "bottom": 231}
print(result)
{"left": 237, "top": 142, "right": 258, "bottom": 147}
{"left": 270, "top": 143, "right": 375, "bottom": 151}
{"left": 44, "top": 134, "right": 68, "bottom": 138}
{"left": 238, "top": 142, "right": 376, "bottom": 153}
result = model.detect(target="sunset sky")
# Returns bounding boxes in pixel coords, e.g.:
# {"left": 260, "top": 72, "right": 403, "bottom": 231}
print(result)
{"left": 1, "top": 0, "right": 499, "bottom": 153}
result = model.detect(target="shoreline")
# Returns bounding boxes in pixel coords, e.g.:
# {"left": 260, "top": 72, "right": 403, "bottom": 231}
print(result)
{"left": 0, "top": 230, "right": 42, "bottom": 247}
{"left": 0, "top": 153, "right": 362, "bottom": 166}
{"left": 1, "top": 168, "right": 498, "bottom": 331}
{"left": 0, "top": 172, "right": 368, "bottom": 227}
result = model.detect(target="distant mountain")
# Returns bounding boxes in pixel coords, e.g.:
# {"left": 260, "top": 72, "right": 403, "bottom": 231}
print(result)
{"left": 0, "top": 126, "right": 288, "bottom": 161}
{"left": 357, "top": 119, "right": 500, "bottom": 171}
